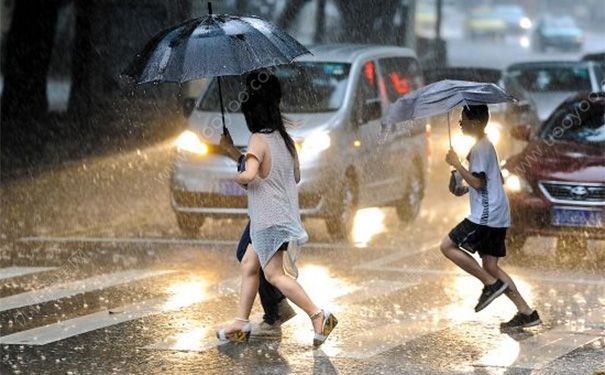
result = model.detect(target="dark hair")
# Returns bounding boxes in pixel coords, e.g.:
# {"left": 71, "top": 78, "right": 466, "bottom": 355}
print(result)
{"left": 241, "top": 70, "right": 297, "bottom": 159}
{"left": 462, "top": 104, "right": 490, "bottom": 128}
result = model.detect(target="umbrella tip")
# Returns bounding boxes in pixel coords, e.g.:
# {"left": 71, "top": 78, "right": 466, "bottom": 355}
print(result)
{"left": 208, "top": 2, "right": 212, "bottom": 15}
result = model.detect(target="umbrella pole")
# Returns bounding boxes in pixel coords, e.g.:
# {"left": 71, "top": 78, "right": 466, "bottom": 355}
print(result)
{"left": 447, "top": 111, "right": 452, "bottom": 149}
{"left": 217, "top": 76, "right": 228, "bottom": 134}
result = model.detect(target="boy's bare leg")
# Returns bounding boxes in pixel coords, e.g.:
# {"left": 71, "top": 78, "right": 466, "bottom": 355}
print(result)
{"left": 482, "top": 256, "right": 533, "bottom": 315}
{"left": 440, "top": 236, "right": 498, "bottom": 286}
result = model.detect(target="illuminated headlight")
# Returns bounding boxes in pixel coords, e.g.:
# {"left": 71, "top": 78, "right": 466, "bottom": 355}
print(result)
{"left": 519, "top": 17, "right": 532, "bottom": 30}
{"left": 502, "top": 168, "right": 532, "bottom": 193}
{"left": 485, "top": 122, "right": 502, "bottom": 145}
{"left": 299, "top": 131, "right": 331, "bottom": 160}
{"left": 451, "top": 134, "right": 475, "bottom": 156}
{"left": 174, "top": 130, "right": 209, "bottom": 156}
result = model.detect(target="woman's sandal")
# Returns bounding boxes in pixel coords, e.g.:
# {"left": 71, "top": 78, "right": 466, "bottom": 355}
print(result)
{"left": 216, "top": 318, "right": 252, "bottom": 343}
{"left": 311, "top": 309, "right": 338, "bottom": 347}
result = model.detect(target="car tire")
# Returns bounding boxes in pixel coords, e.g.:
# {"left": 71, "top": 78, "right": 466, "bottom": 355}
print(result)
{"left": 325, "top": 176, "right": 357, "bottom": 241}
{"left": 396, "top": 164, "right": 424, "bottom": 222}
{"left": 176, "top": 213, "right": 205, "bottom": 236}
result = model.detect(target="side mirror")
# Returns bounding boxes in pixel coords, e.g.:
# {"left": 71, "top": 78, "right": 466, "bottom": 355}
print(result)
{"left": 360, "top": 100, "right": 382, "bottom": 124}
{"left": 182, "top": 98, "right": 196, "bottom": 118}
{"left": 510, "top": 124, "right": 531, "bottom": 141}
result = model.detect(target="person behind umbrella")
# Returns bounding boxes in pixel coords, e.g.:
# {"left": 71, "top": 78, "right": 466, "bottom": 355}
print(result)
{"left": 216, "top": 71, "right": 338, "bottom": 346}
{"left": 442, "top": 105, "right": 541, "bottom": 329}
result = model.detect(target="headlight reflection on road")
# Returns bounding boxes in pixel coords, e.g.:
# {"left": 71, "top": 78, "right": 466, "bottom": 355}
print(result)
{"left": 286, "top": 265, "right": 354, "bottom": 348}
{"left": 352, "top": 208, "right": 386, "bottom": 247}
{"left": 163, "top": 278, "right": 208, "bottom": 310}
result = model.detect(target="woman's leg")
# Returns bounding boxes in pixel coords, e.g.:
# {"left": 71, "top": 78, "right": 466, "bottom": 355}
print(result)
{"left": 482, "top": 256, "right": 533, "bottom": 314}
{"left": 263, "top": 250, "right": 324, "bottom": 333}
{"left": 224, "top": 244, "right": 261, "bottom": 333}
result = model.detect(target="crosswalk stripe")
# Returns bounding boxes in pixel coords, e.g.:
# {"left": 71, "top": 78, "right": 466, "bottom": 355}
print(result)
{"left": 142, "top": 278, "right": 418, "bottom": 352}
{"left": 0, "top": 269, "right": 175, "bottom": 312}
{"left": 475, "top": 306, "right": 605, "bottom": 370}
{"left": 0, "top": 277, "right": 240, "bottom": 345}
{"left": 17, "top": 235, "right": 406, "bottom": 252}
{"left": 0, "top": 267, "right": 57, "bottom": 280}
{"left": 355, "top": 241, "right": 440, "bottom": 270}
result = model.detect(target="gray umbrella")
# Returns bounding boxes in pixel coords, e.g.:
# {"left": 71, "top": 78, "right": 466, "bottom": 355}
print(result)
{"left": 121, "top": 2, "right": 310, "bottom": 133}
{"left": 385, "top": 80, "right": 517, "bottom": 146}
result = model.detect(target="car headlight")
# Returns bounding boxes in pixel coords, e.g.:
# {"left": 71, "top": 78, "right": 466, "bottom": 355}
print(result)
{"left": 502, "top": 168, "right": 532, "bottom": 193}
{"left": 485, "top": 122, "right": 502, "bottom": 145}
{"left": 299, "top": 131, "right": 331, "bottom": 160}
{"left": 519, "top": 17, "right": 532, "bottom": 30}
{"left": 174, "top": 130, "right": 209, "bottom": 156}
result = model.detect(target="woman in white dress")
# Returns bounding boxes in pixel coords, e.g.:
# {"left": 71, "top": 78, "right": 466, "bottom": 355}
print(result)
{"left": 217, "top": 71, "right": 337, "bottom": 347}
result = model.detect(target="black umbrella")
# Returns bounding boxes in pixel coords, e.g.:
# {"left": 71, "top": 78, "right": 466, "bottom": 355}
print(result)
{"left": 121, "top": 2, "right": 310, "bottom": 133}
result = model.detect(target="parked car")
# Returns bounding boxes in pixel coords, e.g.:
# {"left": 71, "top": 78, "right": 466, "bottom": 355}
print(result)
{"left": 503, "top": 61, "right": 605, "bottom": 125}
{"left": 532, "top": 16, "right": 584, "bottom": 52}
{"left": 501, "top": 93, "right": 605, "bottom": 250}
{"left": 170, "top": 44, "right": 428, "bottom": 239}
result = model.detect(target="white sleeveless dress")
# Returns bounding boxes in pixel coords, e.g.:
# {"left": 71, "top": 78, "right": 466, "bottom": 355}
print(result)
{"left": 247, "top": 132, "right": 308, "bottom": 274}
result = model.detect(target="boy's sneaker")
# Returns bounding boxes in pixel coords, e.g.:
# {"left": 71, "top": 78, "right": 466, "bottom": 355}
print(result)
{"left": 475, "top": 279, "right": 509, "bottom": 312}
{"left": 500, "top": 310, "right": 541, "bottom": 330}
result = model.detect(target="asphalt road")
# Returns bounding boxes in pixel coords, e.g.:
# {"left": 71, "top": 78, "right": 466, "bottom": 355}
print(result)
{"left": 1, "top": 124, "right": 604, "bottom": 375}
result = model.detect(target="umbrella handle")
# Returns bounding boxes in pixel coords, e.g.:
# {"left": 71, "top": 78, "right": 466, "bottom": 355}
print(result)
{"left": 217, "top": 76, "right": 227, "bottom": 134}
{"left": 208, "top": 2, "right": 213, "bottom": 15}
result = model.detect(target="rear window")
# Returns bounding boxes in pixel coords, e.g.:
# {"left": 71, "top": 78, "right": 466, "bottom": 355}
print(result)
{"left": 509, "top": 65, "right": 592, "bottom": 92}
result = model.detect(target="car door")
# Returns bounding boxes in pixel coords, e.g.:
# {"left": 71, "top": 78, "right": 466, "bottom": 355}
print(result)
{"left": 352, "top": 59, "right": 386, "bottom": 206}
{"left": 377, "top": 56, "right": 425, "bottom": 202}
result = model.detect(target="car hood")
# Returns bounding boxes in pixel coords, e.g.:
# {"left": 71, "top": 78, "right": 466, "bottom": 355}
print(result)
{"left": 504, "top": 140, "right": 605, "bottom": 183}
{"left": 187, "top": 111, "right": 341, "bottom": 146}
{"left": 527, "top": 92, "right": 576, "bottom": 121}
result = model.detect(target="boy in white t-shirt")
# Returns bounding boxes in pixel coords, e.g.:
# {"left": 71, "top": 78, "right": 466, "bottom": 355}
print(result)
{"left": 442, "top": 105, "right": 540, "bottom": 329}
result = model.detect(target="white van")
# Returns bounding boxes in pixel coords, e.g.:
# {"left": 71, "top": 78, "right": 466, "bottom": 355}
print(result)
{"left": 171, "top": 44, "right": 428, "bottom": 239}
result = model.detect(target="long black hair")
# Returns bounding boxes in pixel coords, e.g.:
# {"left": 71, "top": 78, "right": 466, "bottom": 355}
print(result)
{"left": 241, "top": 70, "right": 297, "bottom": 159}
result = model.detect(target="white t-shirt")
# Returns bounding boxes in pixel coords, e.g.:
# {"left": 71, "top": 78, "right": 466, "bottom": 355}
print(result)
{"left": 466, "top": 137, "right": 511, "bottom": 228}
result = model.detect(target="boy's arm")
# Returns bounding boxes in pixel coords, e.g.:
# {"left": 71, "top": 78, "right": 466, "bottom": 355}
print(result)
{"left": 446, "top": 149, "right": 486, "bottom": 190}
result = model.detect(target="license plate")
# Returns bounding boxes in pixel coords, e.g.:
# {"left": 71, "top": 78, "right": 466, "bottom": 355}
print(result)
{"left": 219, "top": 180, "right": 245, "bottom": 196}
{"left": 551, "top": 207, "right": 603, "bottom": 227}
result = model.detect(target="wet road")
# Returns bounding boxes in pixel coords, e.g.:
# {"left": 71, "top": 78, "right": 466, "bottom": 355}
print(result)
{"left": 1, "top": 126, "right": 604, "bottom": 375}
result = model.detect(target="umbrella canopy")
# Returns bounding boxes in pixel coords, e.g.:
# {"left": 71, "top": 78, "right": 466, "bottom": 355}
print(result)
{"left": 121, "top": 6, "right": 310, "bottom": 84}
{"left": 385, "top": 79, "right": 516, "bottom": 124}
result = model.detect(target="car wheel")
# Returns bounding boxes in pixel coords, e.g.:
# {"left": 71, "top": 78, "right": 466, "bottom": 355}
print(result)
{"left": 396, "top": 164, "right": 424, "bottom": 222}
{"left": 176, "top": 213, "right": 204, "bottom": 236}
{"left": 325, "top": 176, "right": 357, "bottom": 241}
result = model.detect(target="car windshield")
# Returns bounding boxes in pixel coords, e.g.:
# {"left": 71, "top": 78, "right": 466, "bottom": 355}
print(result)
{"left": 544, "top": 16, "right": 577, "bottom": 28}
{"left": 540, "top": 100, "right": 605, "bottom": 143}
{"left": 198, "top": 62, "right": 351, "bottom": 113}
{"left": 508, "top": 65, "right": 592, "bottom": 92}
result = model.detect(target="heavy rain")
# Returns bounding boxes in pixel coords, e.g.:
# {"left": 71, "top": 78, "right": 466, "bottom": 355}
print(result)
{"left": 0, "top": 0, "right": 604, "bottom": 374}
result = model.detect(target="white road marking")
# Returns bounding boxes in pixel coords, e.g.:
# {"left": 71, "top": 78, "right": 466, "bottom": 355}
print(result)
{"left": 355, "top": 241, "right": 440, "bottom": 270}
{"left": 0, "top": 269, "right": 175, "bottom": 312}
{"left": 360, "top": 265, "right": 605, "bottom": 286}
{"left": 143, "top": 279, "right": 419, "bottom": 352}
{"left": 0, "top": 267, "right": 57, "bottom": 280}
{"left": 17, "top": 235, "right": 404, "bottom": 251}
{"left": 0, "top": 277, "right": 239, "bottom": 346}
{"left": 475, "top": 306, "right": 605, "bottom": 370}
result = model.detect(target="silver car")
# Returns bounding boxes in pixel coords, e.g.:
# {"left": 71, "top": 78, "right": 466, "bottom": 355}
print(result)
{"left": 170, "top": 44, "right": 428, "bottom": 239}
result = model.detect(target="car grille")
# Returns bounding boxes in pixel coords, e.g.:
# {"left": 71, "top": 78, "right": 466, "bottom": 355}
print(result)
{"left": 173, "top": 191, "right": 322, "bottom": 210}
{"left": 540, "top": 182, "right": 605, "bottom": 204}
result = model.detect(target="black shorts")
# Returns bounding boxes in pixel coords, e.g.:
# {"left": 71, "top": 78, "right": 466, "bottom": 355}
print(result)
{"left": 448, "top": 219, "right": 507, "bottom": 258}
